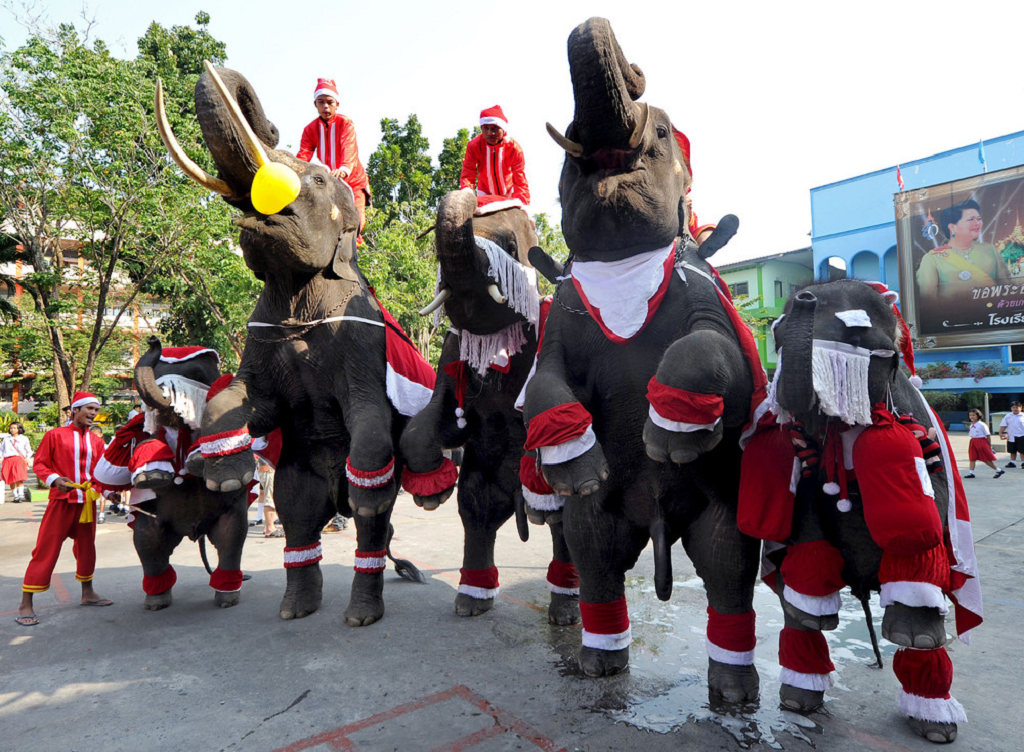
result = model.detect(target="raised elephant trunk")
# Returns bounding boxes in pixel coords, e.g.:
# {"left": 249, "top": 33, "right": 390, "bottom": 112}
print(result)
{"left": 436, "top": 190, "right": 489, "bottom": 292}
{"left": 778, "top": 291, "right": 818, "bottom": 415}
{"left": 135, "top": 337, "right": 172, "bottom": 411}
{"left": 566, "top": 17, "right": 646, "bottom": 155}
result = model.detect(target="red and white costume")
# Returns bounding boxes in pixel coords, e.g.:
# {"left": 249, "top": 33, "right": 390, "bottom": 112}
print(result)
{"left": 967, "top": 420, "right": 997, "bottom": 462}
{"left": 460, "top": 106, "right": 530, "bottom": 207}
{"left": 1, "top": 433, "right": 33, "bottom": 485}
{"left": 296, "top": 79, "right": 370, "bottom": 229}
{"left": 22, "top": 393, "right": 108, "bottom": 593}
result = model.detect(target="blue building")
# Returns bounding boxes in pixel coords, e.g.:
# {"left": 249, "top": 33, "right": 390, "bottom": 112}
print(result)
{"left": 809, "top": 132, "right": 1024, "bottom": 417}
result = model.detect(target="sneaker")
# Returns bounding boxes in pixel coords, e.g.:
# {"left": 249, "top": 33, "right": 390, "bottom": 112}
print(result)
{"left": 1006, "top": 462, "right": 1017, "bottom": 468}
{"left": 963, "top": 473, "right": 975, "bottom": 479}
{"left": 98, "top": 513, "right": 106, "bottom": 523}
{"left": 995, "top": 470, "right": 1006, "bottom": 479}
{"left": 322, "top": 523, "right": 342, "bottom": 533}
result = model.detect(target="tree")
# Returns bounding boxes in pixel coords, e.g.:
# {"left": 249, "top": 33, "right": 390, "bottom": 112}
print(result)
{"left": 366, "top": 115, "right": 433, "bottom": 223}
{"left": 430, "top": 127, "right": 472, "bottom": 204}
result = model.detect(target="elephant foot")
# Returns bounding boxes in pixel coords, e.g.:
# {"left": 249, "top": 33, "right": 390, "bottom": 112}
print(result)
{"left": 579, "top": 646, "right": 629, "bottom": 677}
{"left": 643, "top": 418, "right": 723, "bottom": 465}
{"left": 882, "top": 603, "right": 947, "bottom": 649}
{"left": 134, "top": 470, "right": 175, "bottom": 489}
{"left": 412, "top": 487, "right": 453, "bottom": 511}
{"left": 214, "top": 590, "right": 240, "bottom": 609}
{"left": 144, "top": 591, "right": 173, "bottom": 611}
{"left": 455, "top": 592, "right": 494, "bottom": 617}
{"left": 542, "top": 444, "right": 609, "bottom": 497}
{"left": 548, "top": 592, "right": 580, "bottom": 626}
{"left": 708, "top": 659, "right": 760, "bottom": 704}
{"left": 526, "top": 506, "right": 563, "bottom": 526}
{"left": 779, "top": 683, "right": 824, "bottom": 713}
{"left": 348, "top": 480, "right": 396, "bottom": 518}
{"left": 279, "top": 564, "right": 323, "bottom": 620}
{"left": 909, "top": 717, "right": 957, "bottom": 744}
{"left": 345, "top": 571, "right": 385, "bottom": 627}
{"left": 781, "top": 599, "right": 839, "bottom": 632}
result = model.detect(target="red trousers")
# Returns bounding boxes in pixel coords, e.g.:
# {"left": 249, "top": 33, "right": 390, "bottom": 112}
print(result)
{"left": 23, "top": 499, "right": 97, "bottom": 593}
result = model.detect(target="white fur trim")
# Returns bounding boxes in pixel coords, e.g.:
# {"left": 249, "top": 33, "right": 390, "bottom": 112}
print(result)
{"left": 284, "top": 544, "right": 323, "bottom": 567}
{"left": 479, "top": 115, "right": 508, "bottom": 130}
{"left": 94, "top": 456, "right": 131, "bottom": 487}
{"left": 583, "top": 627, "right": 631, "bottom": 651}
{"left": 648, "top": 405, "right": 721, "bottom": 433}
{"left": 914, "top": 456, "right": 935, "bottom": 499}
{"left": 354, "top": 555, "right": 387, "bottom": 572}
{"left": 132, "top": 461, "right": 175, "bottom": 484}
{"left": 880, "top": 582, "right": 948, "bottom": 614}
{"left": 548, "top": 582, "right": 580, "bottom": 596}
{"left": 458, "top": 584, "right": 499, "bottom": 600}
{"left": 897, "top": 689, "right": 967, "bottom": 724}
{"left": 783, "top": 585, "right": 842, "bottom": 617}
{"left": 522, "top": 486, "right": 564, "bottom": 511}
{"left": 539, "top": 425, "right": 596, "bottom": 465}
{"left": 45, "top": 473, "right": 61, "bottom": 487}
{"left": 474, "top": 198, "right": 524, "bottom": 215}
{"left": 346, "top": 462, "right": 394, "bottom": 488}
{"left": 780, "top": 667, "right": 834, "bottom": 692}
{"left": 385, "top": 363, "right": 433, "bottom": 417}
{"left": 706, "top": 639, "right": 755, "bottom": 666}
{"left": 313, "top": 87, "right": 339, "bottom": 101}
{"left": 200, "top": 430, "right": 252, "bottom": 457}
{"left": 70, "top": 395, "right": 100, "bottom": 409}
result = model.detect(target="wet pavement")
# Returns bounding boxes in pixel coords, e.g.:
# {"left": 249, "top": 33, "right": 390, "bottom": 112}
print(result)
{"left": 1, "top": 433, "right": 1021, "bottom": 751}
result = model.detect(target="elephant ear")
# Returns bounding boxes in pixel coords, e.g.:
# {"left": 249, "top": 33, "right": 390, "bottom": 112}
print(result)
{"left": 327, "top": 230, "right": 360, "bottom": 282}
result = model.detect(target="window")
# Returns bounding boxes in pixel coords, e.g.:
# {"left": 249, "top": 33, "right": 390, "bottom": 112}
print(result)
{"left": 729, "top": 281, "right": 749, "bottom": 298}
{"left": 774, "top": 280, "right": 783, "bottom": 299}
{"left": 1010, "top": 344, "right": 1024, "bottom": 363}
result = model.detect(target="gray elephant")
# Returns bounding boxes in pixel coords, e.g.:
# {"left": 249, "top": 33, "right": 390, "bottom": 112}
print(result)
{"left": 521, "top": 17, "right": 764, "bottom": 701}
{"left": 739, "top": 279, "right": 982, "bottom": 744}
{"left": 156, "top": 64, "right": 427, "bottom": 625}
{"left": 398, "top": 189, "right": 580, "bottom": 625}
{"left": 95, "top": 337, "right": 250, "bottom": 609}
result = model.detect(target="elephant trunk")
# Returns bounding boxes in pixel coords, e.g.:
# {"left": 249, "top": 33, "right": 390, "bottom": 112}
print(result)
{"left": 436, "top": 191, "right": 489, "bottom": 292}
{"left": 778, "top": 291, "right": 818, "bottom": 415}
{"left": 134, "top": 337, "right": 172, "bottom": 411}
{"left": 567, "top": 17, "right": 646, "bottom": 155}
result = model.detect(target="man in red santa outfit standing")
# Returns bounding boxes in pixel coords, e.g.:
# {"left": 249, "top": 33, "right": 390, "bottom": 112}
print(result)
{"left": 16, "top": 392, "right": 113, "bottom": 626}
{"left": 460, "top": 105, "right": 530, "bottom": 210}
{"left": 296, "top": 78, "right": 371, "bottom": 231}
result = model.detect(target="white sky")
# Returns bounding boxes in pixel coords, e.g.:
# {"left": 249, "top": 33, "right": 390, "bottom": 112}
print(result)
{"left": 4, "top": 0, "right": 1023, "bottom": 265}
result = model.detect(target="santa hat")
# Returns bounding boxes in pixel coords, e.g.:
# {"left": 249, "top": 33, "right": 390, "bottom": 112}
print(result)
{"left": 672, "top": 127, "right": 691, "bottom": 175}
{"left": 70, "top": 391, "right": 100, "bottom": 409}
{"left": 864, "top": 281, "right": 919, "bottom": 387}
{"left": 313, "top": 78, "right": 340, "bottom": 102}
{"left": 158, "top": 346, "right": 220, "bottom": 366}
{"left": 479, "top": 105, "right": 508, "bottom": 132}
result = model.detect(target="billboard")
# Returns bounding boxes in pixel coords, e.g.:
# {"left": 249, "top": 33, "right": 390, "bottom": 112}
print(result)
{"left": 896, "top": 164, "right": 1024, "bottom": 349}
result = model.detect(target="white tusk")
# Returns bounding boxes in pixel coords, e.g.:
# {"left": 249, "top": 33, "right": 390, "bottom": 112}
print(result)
{"left": 546, "top": 122, "right": 583, "bottom": 158}
{"left": 155, "top": 79, "right": 232, "bottom": 196}
{"left": 488, "top": 283, "right": 506, "bottom": 305}
{"left": 203, "top": 61, "right": 269, "bottom": 170}
{"left": 628, "top": 102, "right": 649, "bottom": 150}
{"left": 418, "top": 287, "right": 451, "bottom": 316}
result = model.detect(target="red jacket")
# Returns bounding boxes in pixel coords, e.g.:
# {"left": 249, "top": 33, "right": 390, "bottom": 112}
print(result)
{"left": 33, "top": 423, "right": 107, "bottom": 503}
{"left": 297, "top": 114, "right": 370, "bottom": 194}
{"left": 460, "top": 134, "right": 530, "bottom": 205}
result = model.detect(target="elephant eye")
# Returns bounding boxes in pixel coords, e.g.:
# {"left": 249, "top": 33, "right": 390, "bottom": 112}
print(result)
{"left": 656, "top": 126, "right": 667, "bottom": 139}
{"left": 313, "top": 175, "right": 325, "bottom": 186}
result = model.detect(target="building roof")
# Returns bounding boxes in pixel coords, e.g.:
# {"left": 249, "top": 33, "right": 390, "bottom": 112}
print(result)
{"left": 716, "top": 246, "right": 813, "bottom": 272}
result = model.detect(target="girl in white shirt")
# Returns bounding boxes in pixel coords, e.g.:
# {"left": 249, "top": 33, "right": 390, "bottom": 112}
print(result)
{"left": 965, "top": 409, "right": 1005, "bottom": 479}
{"left": 1, "top": 422, "right": 34, "bottom": 503}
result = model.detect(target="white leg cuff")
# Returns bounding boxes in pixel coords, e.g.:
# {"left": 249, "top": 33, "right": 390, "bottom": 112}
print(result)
{"left": 881, "top": 582, "right": 948, "bottom": 614}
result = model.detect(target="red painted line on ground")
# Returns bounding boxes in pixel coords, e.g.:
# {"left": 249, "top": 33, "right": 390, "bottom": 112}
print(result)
{"left": 836, "top": 723, "right": 927, "bottom": 752}
{"left": 272, "top": 685, "right": 565, "bottom": 752}
{"left": 51, "top": 572, "right": 72, "bottom": 604}
{"left": 499, "top": 591, "right": 545, "bottom": 614}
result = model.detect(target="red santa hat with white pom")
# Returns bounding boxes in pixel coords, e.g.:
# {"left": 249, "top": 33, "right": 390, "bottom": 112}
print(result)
{"left": 70, "top": 391, "right": 100, "bottom": 409}
{"left": 313, "top": 78, "right": 340, "bottom": 102}
{"left": 479, "top": 105, "right": 508, "bottom": 133}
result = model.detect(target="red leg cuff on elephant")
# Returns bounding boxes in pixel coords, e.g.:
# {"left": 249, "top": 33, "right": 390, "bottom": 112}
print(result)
{"left": 581, "top": 596, "right": 631, "bottom": 651}
{"left": 143, "top": 565, "right": 177, "bottom": 596}
{"left": 354, "top": 549, "right": 387, "bottom": 573}
{"left": 893, "top": 646, "right": 966, "bottom": 723}
{"left": 520, "top": 454, "right": 554, "bottom": 495}
{"left": 646, "top": 377, "right": 723, "bottom": 426}
{"left": 880, "top": 543, "right": 950, "bottom": 611}
{"left": 402, "top": 458, "right": 458, "bottom": 496}
{"left": 706, "top": 606, "right": 756, "bottom": 665}
{"left": 129, "top": 439, "right": 175, "bottom": 473}
{"left": 459, "top": 566, "right": 499, "bottom": 600}
{"left": 779, "top": 625, "right": 835, "bottom": 674}
{"left": 346, "top": 457, "right": 395, "bottom": 488}
{"left": 781, "top": 540, "right": 846, "bottom": 596}
{"left": 284, "top": 542, "right": 323, "bottom": 568}
{"left": 524, "top": 402, "right": 592, "bottom": 450}
{"left": 547, "top": 560, "right": 580, "bottom": 594}
{"left": 209, "top": 567, "right": 243, "bottom": 593}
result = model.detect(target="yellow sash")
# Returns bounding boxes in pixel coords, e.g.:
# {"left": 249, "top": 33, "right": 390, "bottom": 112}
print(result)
{"left": 66, "top": 481, "right": 102, "bottom": 523}
{"left": 935, "top": 249, "right": 996, "bottom": 288}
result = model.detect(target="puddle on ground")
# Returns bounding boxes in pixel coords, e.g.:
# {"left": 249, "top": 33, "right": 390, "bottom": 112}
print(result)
{"left": 547, "top": 574, "right": 903, "bottom": 749}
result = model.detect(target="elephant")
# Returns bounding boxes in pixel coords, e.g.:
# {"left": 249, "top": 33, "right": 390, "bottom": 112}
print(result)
{"left": 398, "top": 189, "right": 580, "bottom": 625}
{"left": 521, "top": 17, "right": 764, "bottom": 701}
{"left": 94, "top": 338, "right": 251, "bottom": 610}
{"left": 739, "top": 279, "right": 982, "bottom": 744}
{"left": 156, "top": 64, "right": 428, "bottom": 626}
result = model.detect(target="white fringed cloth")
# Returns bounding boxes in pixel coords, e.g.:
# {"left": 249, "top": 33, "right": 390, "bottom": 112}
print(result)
{"left": 143, "top": 375, "right": 209, "bottom": 434}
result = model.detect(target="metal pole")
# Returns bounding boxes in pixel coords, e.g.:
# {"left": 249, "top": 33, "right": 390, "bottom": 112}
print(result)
{"left": 984, "top": 392, "right": 990, "bottom": 427}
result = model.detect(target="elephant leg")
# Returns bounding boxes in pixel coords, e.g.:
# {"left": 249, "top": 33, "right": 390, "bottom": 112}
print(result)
{"left": 345, "top": 506, "right": 393, "bottom": 627}
{"left": 778, "top": 625, "right": 834, "bottom": 712}
{"left": 563, "top": 495, "right": 648, "bottom": 677}
{"left": 274, "top": 455, "right": 334, "bottom": 620}
{"left": 546, "top": 520, "right": 580, "bottom": 626}
{"left": 882, "top": 603, "right": 947, "bottom": 649}
{"left": 879, "top": 545, "right": 949, "bottom": 649}
{"left": 894, "top": 646, "right": 964, "bottom": 743}
{"left": 204, "top": 494, "right": 249, "bottom": 609}
{"left": 680, "top": 497, "right": 761, "bottom": 704}
{"left": 134, "top": 512, "right": 184, "bottom": 611}
{"left": 454, "top": 466, "right": 513, "bottom": 617}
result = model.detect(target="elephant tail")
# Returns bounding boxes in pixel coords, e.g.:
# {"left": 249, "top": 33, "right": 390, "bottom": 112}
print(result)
{"left": 860, "top": 592, "right": 884, "bottom": 669}
{"left": 386, "top": 523, "right": 427, "bottom": 584}
{"left": 198, "top": 535, "right": 214, "bottom": 575}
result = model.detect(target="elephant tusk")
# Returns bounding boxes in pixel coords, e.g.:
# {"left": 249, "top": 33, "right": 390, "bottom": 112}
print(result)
{"left": 487, "top": 283, "right": 506, "bottom": 305}
{"left": 627, "top": 102, "right": 649, "bottom": 150}
{"left": 418, "top": 287, "right": 451, "bottom": 316}
{"left": 415, "top": 224, "right": 436, "bottom": 240}
{"left": 155, "top": 79, "right": 232, "bottom": 196}
{"left": 545, "top": 122, "right": 583, "bottom": 158}
{"left": 203, "top": 61, "right": 270, "bottom": 170}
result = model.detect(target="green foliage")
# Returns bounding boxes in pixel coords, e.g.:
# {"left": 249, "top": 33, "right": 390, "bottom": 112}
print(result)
{"left": 921, "top": 391, "right": 964, "bottom": 412}
{"left": 367, "top": 115, "right": 433, "bottom": 222}
{"left": 34, "top": 401, "right": 62, "bottom": 429}
{"left": 431, "top": 128, "right": 471, "bottom": 204}
{"left": 0, "top": 410, "right": 33, "bottom": 433}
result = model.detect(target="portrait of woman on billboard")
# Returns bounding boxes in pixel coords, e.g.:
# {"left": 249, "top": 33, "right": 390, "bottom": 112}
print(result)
{"left": 898, "top": 167, "right": 1024, "bottom": 346}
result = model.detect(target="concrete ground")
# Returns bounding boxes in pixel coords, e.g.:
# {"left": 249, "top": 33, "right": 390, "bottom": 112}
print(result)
{"left": 1, "top": 434, "right": 1021, "bottom": 752}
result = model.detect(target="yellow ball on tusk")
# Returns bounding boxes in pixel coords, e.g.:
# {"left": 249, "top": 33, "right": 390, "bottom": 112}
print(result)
{"left": 251, "top": 162, "right": 301, "bottom": 215}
